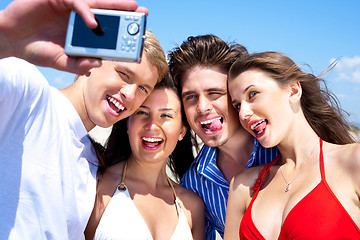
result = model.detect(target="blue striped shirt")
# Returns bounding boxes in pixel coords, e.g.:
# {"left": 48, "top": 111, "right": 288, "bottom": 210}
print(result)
{"left": 180, "top": 138, "right": 279, "bottom": 240}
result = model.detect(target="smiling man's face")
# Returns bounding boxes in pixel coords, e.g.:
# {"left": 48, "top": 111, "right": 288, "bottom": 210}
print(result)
{"left": 181, "top": 66, "right": 241, "bottom": 147}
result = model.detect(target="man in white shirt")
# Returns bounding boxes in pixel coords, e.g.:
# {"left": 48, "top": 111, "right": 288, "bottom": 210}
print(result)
{"left": 0, "top": 1, "right": 168, "bottom": 239}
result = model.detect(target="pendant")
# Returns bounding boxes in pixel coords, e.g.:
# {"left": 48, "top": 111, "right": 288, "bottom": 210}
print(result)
{"left": 118, "top": 183, "right": 127, "bottom": 191}
{"left": 285, "top": 183, "right": 290, "bottom": 192}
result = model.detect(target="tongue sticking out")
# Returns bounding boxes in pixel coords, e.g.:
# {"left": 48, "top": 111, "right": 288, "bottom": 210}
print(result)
{"left": 204, "top": 119, "right": 222, "bottom": 131}
{"left": 254, "top": 121, "right": 267, "bottom": 132}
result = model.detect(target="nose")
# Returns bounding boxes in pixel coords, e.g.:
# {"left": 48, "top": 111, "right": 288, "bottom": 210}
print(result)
{"left": 144, "top": 115, "right": 159, "bottom": 131}
{"left": 119, "top": 83, "right": 137, "bottom": 101}
{"left": 239, "top": 101, "right": 253, "bottom": 121}
{"left": 196, "top": 95, "right": 211, "bottom": 114}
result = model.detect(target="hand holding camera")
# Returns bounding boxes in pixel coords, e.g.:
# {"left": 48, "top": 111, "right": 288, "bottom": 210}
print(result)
{"left": 65, "top": 9, "right": 147, "bottom": 63}
{"left": 0, "top": 0, "right": 148, "bottom": 74}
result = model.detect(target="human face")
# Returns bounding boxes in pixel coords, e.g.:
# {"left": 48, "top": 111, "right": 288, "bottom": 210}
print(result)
{"left": 127, "top": 88, "right": 186, "bottom": 164}
{"left": 181, "top": 66, "right": 241, "bottom": 147}
{"left": 229, "top": 69, "right": 296, "bottom": 148}
{"left": 82, "top": 54, "right": 159, "bottom": 130}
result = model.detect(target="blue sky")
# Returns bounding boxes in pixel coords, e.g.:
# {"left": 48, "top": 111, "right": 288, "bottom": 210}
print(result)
{"left": 1, "top": 1, "right": 360, "bottom": 125}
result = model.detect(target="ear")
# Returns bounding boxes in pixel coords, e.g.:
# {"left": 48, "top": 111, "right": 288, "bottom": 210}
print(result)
{"left": 178, "top": 124, "right": 188, "bottom": 141}
{"left": 288, "top": 81, "right": 302, "bottom": 104}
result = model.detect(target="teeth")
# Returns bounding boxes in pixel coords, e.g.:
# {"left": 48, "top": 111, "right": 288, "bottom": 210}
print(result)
{"left": 200, "top": 117, "right": 221, "bottom": 125}
{"left": 107, "top": 96, "right": 125, "bottom": 111}
{"left": 142, "top": 137, "right": 162, "bottom": 142}
{"left": 251, "top": 120, "right": 265, "bottom": 130}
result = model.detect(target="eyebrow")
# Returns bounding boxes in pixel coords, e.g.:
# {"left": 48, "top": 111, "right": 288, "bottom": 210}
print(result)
{"left": 182, "top": 87, "right": 227, "bottom": 98}
{"left": 182, "top": 90, "right": 196, "bottom": 98}
{"left": 243, "top": 84, "right": 254, "bottom": 94}
{"left": 231, "top": 84, "right": 254, "bottom": 105}
{"left": 139, "top": 105, "right": 177, "bottom": 113}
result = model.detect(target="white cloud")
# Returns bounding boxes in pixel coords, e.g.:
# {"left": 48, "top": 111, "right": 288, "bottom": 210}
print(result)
{"left": 330, "top": 56, "right": 360, "bottom": 83}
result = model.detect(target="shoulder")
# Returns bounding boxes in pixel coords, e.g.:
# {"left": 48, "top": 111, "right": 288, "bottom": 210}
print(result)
{"left": 173, "top": 183, "right": 205, "bottom": 228}
{"left": 323, "top": 141, "right": 360, "bottom": 183}
{"left": 232, "top": 165, "right": 263, "bottom": 191}
{"left": 0, "top": 57, "right": 41, "bottom": 79}
{"left": 174, "top": 183, "right": 204, "bottom": 211}
{"left": 0, "top": 57, "right": 48, "bottom": 96}
{"left": 226, "top": 166, "right": 263, "bottom": 228}
{"left": 325, "top": 142, "right": 360, "bottom": 166}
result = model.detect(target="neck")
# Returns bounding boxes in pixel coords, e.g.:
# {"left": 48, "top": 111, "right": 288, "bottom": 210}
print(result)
{"left": 217, "top": 127, "right": 254, "bottom": 164}
{"left": 60, "top": 78, "right": 95, "bottom": 131}
{"left": 125, "top": 155, "right": 169, "bottom": 189}
{"left": 216, "top": 128, "right": 254, "bottom": 181}
{"left": 277, "top": 117, "right": 319, "bottom": 166}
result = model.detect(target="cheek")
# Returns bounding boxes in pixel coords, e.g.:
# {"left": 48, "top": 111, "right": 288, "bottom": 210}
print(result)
{"left": 132, "top": 95, "right": 147, "bottom": 111}
{"left": 183, "top": 106, "right": 195, "bottom": 123}
{"left": 164, "top": 123, "right": 183, "bottom": 141}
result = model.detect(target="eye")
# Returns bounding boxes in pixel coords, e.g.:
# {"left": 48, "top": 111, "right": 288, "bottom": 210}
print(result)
{"left": 117, "top": 70, "right": 129, "bottom": 79}
{"left": 138, "top": 85, "right": 147, "bottom": 93}
{"left": 209, "top": 91, "right": 222, "bottom": 96}
{"left": 184, "top": 94, "right": 196, "bottom": 100}
{"left": 249, "top": 91, "right": 258, "bottom": 99}
{"left": 135, "top": 110, "right": 148, "bottom": 116}
{"left": 161, "top": 113, "right": 174, "bottom": 119}
{"left": 233, "top": 102, "right": 241, "bottom": 111}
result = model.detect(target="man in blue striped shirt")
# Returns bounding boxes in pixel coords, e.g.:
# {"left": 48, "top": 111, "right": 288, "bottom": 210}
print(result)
{"left": 168, "top": 35, "right": 279, "bottom": 239}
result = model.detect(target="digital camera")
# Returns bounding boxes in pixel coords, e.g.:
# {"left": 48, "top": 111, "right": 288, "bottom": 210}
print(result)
{"left": 65, "top": 9, "right": 146, "bottom": 62}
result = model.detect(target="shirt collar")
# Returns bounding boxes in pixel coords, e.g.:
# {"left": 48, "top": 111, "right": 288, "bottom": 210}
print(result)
{"left": 195, "top": 139, "right": 260, "bottom": 187}
{"left": 196, "top": 145, "right": 229, "bottom": 188}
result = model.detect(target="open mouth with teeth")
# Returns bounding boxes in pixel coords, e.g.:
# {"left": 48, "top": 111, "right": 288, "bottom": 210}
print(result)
{"left": 107, "top": 96, "right": 125, "bottom": 114}
{"left": 250, "top": 119, "right": 267, "bottom": 136}
{"left": 142, "top": 137, "right": 164, "bottom": 149}
{"left": 200, "top": 117, "right": 223, "bottom": 131}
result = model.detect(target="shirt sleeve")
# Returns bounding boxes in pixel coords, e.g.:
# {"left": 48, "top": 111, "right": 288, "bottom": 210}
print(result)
{"left": 0, "top": 57, "right": 48, "bottom": 146}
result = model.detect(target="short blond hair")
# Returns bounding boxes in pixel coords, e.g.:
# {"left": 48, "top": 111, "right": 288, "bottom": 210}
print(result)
{"left": 143, "top": 30, "right": 168, "bottom": 82}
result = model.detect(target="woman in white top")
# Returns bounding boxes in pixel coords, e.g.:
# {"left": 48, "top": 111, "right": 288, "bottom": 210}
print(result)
{"left": 85, "top": 75, "right": 205, "bottom": 240}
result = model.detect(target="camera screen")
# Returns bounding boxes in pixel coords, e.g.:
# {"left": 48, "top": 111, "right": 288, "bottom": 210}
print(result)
{"left": 71, "top": 14, "right": 120, "bottom": 50}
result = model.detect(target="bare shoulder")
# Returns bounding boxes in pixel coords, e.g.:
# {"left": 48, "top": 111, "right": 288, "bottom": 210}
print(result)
{"left": 173, "top": 183, "right": 204, "bottom": 211}
{"left": 324, "top": 142, "right": 360, "bottom": 178}
{"left": 326, "top": 142, "right": 360, "bottom": 165}
{"left": 171, "top": 182, "right": 205, "bottom": 235}
{"left": 231, "top": 165, "right": 264, "bottom": 191}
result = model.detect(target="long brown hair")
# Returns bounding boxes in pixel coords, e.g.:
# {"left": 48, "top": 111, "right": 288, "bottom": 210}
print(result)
{"left": 228, "top": 51, "right": 355, "bottom": 144}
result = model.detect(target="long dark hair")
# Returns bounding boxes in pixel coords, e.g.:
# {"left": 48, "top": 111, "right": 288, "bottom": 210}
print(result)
{"left": 91, "top": 74, "right": 195, "bottom": 181}
{"left": 228, "top": 51, "right": 355, "bottom": 144}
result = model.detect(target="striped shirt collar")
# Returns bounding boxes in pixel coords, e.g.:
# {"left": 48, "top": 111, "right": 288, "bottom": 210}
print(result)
{"left": 196, "top": 138, "right": 259, "bottom": 189}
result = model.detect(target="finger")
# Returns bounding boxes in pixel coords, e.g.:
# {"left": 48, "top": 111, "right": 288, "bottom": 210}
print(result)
{"left": 135, "top": 6, "right": 149, "bottom": 16}
{"left": 71, "top": 0, "right": 142, "bottom": 29}
{"left": 54, "top": 54, "right": 102, "bottom": 75}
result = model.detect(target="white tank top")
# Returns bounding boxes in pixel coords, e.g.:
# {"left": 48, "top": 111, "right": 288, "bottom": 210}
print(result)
{"left": 93, "top": 164, "right": 193, "bottom": 240}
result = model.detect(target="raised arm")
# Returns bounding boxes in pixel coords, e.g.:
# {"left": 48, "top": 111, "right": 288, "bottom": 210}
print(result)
{"left": 0, "top": 0, "right": 148, "bottom": 74}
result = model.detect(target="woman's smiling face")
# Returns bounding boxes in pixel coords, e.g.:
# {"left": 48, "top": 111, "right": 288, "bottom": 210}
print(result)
{"left": 127, "top": 88, "right": 186, "bottom": 163}
{"left": 229, "top": 69, "right": 296, "bottom": 148}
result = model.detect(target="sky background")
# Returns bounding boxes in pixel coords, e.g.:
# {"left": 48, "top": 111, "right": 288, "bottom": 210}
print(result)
{"left": 1, "top": 1, "right": 360, "bottom": 126}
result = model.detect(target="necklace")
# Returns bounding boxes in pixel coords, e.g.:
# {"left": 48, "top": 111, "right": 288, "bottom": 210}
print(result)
{"left": 279, "top": 140, "right": 318, "bottom": 192}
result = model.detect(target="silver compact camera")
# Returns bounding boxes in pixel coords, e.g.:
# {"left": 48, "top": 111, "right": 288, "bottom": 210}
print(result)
{"left": 65, "top": 9, "right": 146, "bottom": 62}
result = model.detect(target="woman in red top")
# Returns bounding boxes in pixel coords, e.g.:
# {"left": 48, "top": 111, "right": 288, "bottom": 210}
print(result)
{"left": 224, "top": 51, "right": 360, "bottom": 240}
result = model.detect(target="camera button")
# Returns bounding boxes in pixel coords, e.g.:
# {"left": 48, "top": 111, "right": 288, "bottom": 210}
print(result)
{"left": 127, "top": 22, "right": 139, "bottom": 35}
